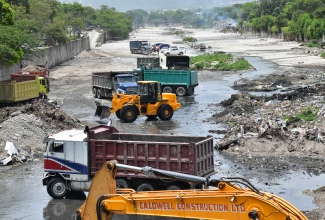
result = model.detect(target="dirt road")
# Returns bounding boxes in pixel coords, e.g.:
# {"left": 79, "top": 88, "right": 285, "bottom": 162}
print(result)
{"left": 0, "top": 27, "right": 324, "bottom": 219}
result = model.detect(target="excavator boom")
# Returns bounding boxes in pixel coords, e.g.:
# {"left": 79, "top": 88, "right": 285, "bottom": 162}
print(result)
{"left": 76, "top": 161, "right": 307, "bottom": 220}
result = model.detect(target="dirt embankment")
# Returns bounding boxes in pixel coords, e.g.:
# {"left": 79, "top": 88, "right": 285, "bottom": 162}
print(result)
{"left": 0, "top": 101, "right": 81, "bottom": 160}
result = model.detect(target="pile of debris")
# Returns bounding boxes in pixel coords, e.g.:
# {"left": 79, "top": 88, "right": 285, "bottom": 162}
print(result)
{"left": 0, "top": 100, "right": 82, "bottom": 165}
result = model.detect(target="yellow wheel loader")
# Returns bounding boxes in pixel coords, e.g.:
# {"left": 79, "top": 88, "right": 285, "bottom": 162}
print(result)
{"left": 76, "top": 161, "right": 307, "bottom": 220}
{"left": 95, "top": 81, "right": 181, "bottom": 123}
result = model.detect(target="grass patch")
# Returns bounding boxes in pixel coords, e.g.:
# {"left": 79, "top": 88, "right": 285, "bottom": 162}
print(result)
{"left": 295, "top": 107, "right": 317, "bottom": 121}
{"left": 320, "top": 52, "right": 325, "bottom": 58}
{"left": 190, "top": 53, "right": 251, "bottom": 71}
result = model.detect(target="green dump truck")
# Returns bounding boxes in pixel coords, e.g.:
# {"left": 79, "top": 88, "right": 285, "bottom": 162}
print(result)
{"left": 0, "top": 75, "right": 49, "bottom": 106}
{"left": 136, "top": 56, "right": 198, "bottom": 96}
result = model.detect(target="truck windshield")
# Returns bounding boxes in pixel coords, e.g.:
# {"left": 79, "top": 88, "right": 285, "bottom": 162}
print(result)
{"left": 117, "top": 76, "right": 136, "bottom": 83}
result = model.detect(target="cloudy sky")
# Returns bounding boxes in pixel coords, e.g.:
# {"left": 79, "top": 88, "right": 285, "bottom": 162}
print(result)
{"left": 60, "top": 0, "right": 251, "bottom": 11}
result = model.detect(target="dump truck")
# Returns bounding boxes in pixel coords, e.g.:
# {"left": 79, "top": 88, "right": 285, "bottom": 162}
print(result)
{"left": 136, "top": 56, "right": 198, "bottom": 96}
{"left": 137, "top": 57, "right": 161, "bottom": 69}
{"left": 76, "top": 161, "right": 308, "bottom": 220}
{"left": 129, "top": 40, "right": 151, "bottom": 54}
{"left": 95, "top": 81, "right": 181, "bottom": 122}
{"left": 92, "top": 71, "right": 138, "bottom": 98}
{"left": 42, "top": 125, "right": 214, "bottom": 199}
{"left": 0, "top": 75, "right": 49, "bottom": 106}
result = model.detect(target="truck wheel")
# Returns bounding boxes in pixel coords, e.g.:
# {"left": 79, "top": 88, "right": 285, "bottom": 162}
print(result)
{"left": 187, "top": 86, "right": 194, "bottom": 96}
{"left": 137, "top": 183, "right": 155, "bottom": 191}
{"left": 163, "top": 86, "right": 173, "bottom": 93}
{"left": 166, "top": 185, "right": 182, "bottom": 190}
{"left": 120, "top": 106, "right": 138, "bottom": 123}
{"left": 115, "top": 109, "right": 121, "bottom": 119}
{"left": 96, "top": 89, "right": 102, "bottom": 99}
{"left": 176, "top": 87, "right": 187, "bottom": 96}
{"left": 158, "top": 104, "right": 173, "bottom": 121}
{"left": 166, "top": 52, "right": 170, "bottom": 56}
{"left": 116, "top": 179, "right": 130, "bottom": 189}
{"left": 92, "top": 88, "right": 98, "bottom": 98}
{"left": 47, "top": 178, "right": 68, "bottom": 199}
{"left": 179, "top": 52, "right": 183, "bottom": 55}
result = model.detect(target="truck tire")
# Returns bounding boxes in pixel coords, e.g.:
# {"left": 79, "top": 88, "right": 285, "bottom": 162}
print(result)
{"left": 115, "top": 109, "right": 121, "bottom": 119}
{"left": 120, "top": 105, "right": 138, "bottom": 123}
{"left": 116, "top": 179, "right": 130, "bottom": 189}
{"left": 96, "top": 89, "right": 102, "bottom": 99}
{"left": 179, "top": 52, "right": 183, "bottom": 55}
{"left": 163, "top": 86, "right": 173, "bottom": 93}
{"left": 176, "top": 87, "right": 187, "bottom": 96}
{"left": 92, "top": 88, "right": 98, "bottom": 98}
{"left": 165, "top": 52, "right": 170, "bottom": 56}
{"left": 187, "top": 86, "right": 194, "bottom": 96}
{"left": 166, "top": 185, "right": 182, "bottom": 190}
{"left": 158, "top": 104, "right": 173, "bottom": 121}
{"left": 47, "top": 178, "right": 68, "bottom": 199}
{"left": 137, "top": 183, "right": 155, "bottom": 191}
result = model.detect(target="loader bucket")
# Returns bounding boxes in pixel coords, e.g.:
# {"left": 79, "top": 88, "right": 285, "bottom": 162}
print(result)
{"left": 95, "top": 101, "right": 111, "bottom": 119}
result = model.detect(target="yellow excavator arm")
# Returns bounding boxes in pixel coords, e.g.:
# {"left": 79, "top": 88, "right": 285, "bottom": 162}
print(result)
{"left": 76, "top": 161, "right": 307, "bottom": 220}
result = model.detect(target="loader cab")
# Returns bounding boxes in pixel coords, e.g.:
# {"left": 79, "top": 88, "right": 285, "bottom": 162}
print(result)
{"left": 137, "top": 81, "right": 162, "bottom": 104}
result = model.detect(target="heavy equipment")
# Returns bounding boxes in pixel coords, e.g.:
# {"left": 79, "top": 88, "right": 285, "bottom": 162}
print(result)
{"left": 95, "top": 81, "right": 181, "bottom": 123}
{"left": 76, "top": 161, "right": 307, "bottom": 220}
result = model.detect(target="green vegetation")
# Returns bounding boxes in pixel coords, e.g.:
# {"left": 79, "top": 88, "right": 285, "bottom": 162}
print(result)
{"left": 295, "top": 107, "right": 318, "bottom": 122}
{"left": 190, "top": 53, "right": 251, "bottom": 71}
{"left": 320, "top": 52, "right": 325, "bottom": 58}
{"left": 1, "top": 0, "right": 132, "bottom": 67}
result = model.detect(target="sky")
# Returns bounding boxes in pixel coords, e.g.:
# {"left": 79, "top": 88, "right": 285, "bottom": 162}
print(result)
{"left": 60, "top": 0, "right": 251, "bottom": 11}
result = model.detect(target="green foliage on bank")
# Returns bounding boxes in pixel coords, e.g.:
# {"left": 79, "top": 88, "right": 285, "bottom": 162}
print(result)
{"left": 0, "top": 1, "right": 132, "bottom": 66}
{"left": 190, "top": 53, "right": 251, "bottom": 71}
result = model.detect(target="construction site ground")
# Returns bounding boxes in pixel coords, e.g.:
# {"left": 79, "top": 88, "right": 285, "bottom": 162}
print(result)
{"left": 0, "top": 27, "right": 324, "bottom": 219}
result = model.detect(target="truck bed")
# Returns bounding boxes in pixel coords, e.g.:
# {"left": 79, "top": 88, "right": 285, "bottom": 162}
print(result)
{"left": 88, "top": 125, "right": 214, "bottom": 178}
{"left": 0, "top": 77, "right": 40, "bottom": 103}
{"left": 143, "top": 69, "right": 199, "bottom": 87}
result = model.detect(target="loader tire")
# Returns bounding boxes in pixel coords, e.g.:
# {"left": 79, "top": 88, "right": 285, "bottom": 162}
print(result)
{"left": 158, "top": 104, "right": 173, "bottom": 121}
{"left": 120, "top": 105, "right": 138, "bottom": 123}
{"left": 47, "top": 178, "right": 68, "bottom": 199}
{"left": 115, "top": 109, "right": 121, "bottom": 119}
{"left": 176, "top": 87, "right": 186, "bottom": 96}
{"left": 137, "top": 182, "right": 155, "bottom": 191}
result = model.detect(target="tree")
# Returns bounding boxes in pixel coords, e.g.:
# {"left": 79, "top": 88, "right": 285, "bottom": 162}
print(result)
{"left": 0, "top": 0, "right": 15, "bottom": 25}
{"left": 0, "top": 26, "right": 24, "bottom": 66}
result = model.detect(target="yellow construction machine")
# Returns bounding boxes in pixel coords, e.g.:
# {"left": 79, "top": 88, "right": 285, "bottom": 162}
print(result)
{"left": 95, "top": 81, "right": 181, "bottom": 123}
{"left": 76, "top": 161, "right": 307, "bottom": 220}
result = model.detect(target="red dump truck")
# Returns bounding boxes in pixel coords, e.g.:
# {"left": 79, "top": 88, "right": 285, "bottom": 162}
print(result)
{"left": 43, "top": 125, "right": 215, "bottom": 199}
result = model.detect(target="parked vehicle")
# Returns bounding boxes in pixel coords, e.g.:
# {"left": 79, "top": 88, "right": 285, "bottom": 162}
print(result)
{"left": 95, "top": 80, "right": 181, "bottom": 122}
{"left": 136, "top": 56, "right": 198, "bottom": 96}
{"left": 92, "top": 71, "right": 138, "bottom": 98}
{"left": 163, "top": 45, "right": 186, "bottom": 56}
{"left": 0, "top": 75, "right": 49, "bottom": 106}
{"left": 158, "top": 43, "right": 170, "bottom": 52}
{"left": 151, "top": 43, "right": 163, "bottom": 52}
{"left": 129, "top": 40, "right": 151, "bottom": 54}
{"left": 43, "top": 125, "right": 214, "bottom": 198}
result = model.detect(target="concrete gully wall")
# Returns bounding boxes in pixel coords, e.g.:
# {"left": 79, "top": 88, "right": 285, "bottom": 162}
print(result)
{"left": 0, "top": 36, "right": 90, "bottom": 81}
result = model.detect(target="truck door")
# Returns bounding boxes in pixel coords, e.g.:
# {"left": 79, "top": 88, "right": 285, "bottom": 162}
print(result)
{"left": 44, "top": 141, "right": 88, "bottom": 181}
